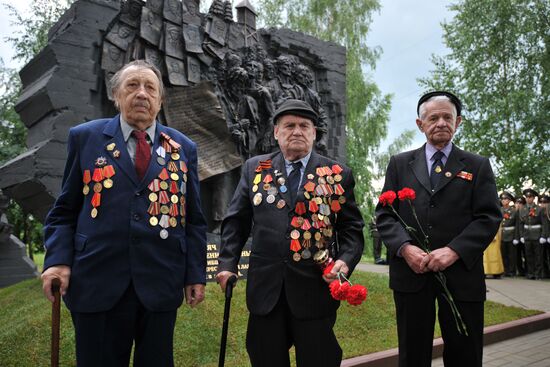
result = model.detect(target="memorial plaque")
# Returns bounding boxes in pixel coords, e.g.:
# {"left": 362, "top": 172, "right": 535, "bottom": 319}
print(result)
{"left": 165, "top": 56, "right": 188, "bottom": 86}
{"left": 101, "top": 41, "right": 124, "bottom": 72}
{"left": 197, "top": 52, "right": 214, "bottom": 67}
{"left": 164, "top": 81, "right": 242, "bottom": 180}
{"left": 146, "top": 0, "right": 163, "bottom": 14}
{"left": 183, "top": 24, "right": 203, "bottom": 54}
{"left": 187, "top": 56, "right": 201, "bottom": 84}
{"left": 165, "top": 22, "right": 185, "bottom": 59}
{"left": 140, "top": 6, "right": 163, "bottom": 46}
{"left": 205, "top": 232, "right": 251, "bottom": 282}
{"left": 204, "top": 42, "right": 228, "bottom": 61}
{"left": 105, "top": 23, "right": 135, "bottom": 51}
{"left": 163, "top": 0, "right": 182, "bottom": 25}
{"left": 145, "top": 46, "right": 165, "bottom": 74}
{"left": 227, "top": 23, "right": 245, "bottom": 51}
{"left": 207, "top": 16, "right": 227, "bottom": 46}
{"left": 120, "top": 0, "right": 143, "bottom": 28}
{"left": 182, "top": 0, "right": 201, "bottom": 26}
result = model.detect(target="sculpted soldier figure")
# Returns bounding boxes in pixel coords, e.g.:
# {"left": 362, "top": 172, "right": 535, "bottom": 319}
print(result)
{"left": 216, "top": 99, "right": 364, "bottom": 366}
{"left": 40, "top": 60, "right": 207, "bottom": 366}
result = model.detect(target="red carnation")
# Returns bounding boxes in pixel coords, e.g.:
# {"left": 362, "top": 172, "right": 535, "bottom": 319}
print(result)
{"left": 329, "top": 281, "right": 351, "bottom": 301}
{"left": 398, "top": 187, "right": 416, "bottom": 201}
{"left": 323, "top": 262, "right": 335, "bottom": 276}
{"left": 379, "top": 190, "right": 397, "bottom": 206}
{"left": 346, "top": 284, "right": 368, "bottom": 306}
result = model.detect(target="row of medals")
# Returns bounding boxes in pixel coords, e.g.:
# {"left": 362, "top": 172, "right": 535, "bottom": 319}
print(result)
{"left": 147, "top": 134, "right": 187, "bottom": 240}
{"left": 253, "top": 161, "right": 346, "bottom": 262}
{"left": 83, "top": 154, "right": 116, "bottom": 219}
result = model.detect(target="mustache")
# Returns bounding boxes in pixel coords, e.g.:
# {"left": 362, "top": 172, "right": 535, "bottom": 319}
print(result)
{"left": 133, "top": 101, "right": 150, "bottom": 108}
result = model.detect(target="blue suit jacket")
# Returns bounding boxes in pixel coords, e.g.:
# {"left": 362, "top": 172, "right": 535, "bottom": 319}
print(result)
{"left": 43, "top": 115, "right": 207, "bottom": 312}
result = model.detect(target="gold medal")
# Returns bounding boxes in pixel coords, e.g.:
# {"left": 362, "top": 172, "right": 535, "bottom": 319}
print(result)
{"left": 169, "top": 217, "right": 178, "bottom": 227}
{"left": 276, "top": 199, "right": 286, "bottom": 209}
{"left": 106, "top": 143, "right": 116, "bottom": 151}
{"left": 171, "top": 153, "right": 180, "bottom": 160}
{"left": 149, "top": 216, "right": 159, "bottom": 226}
{"left": 314, "top": 232, "right": 322, "bottom": 241}
{"left": 290, "top": 229, "right": 300, "bottom": 239}
{"left": 93, "top": 182, "right": 103, "bottom": 193}
{"left": 327, "top": 176, "right": 335, "bottom": 184}
{"left": 334, "top": 174, "right": 342, "bottom": 182}
{"left": 160, "top": 205, "right": 170, "bottom": 214}
{"left": 252, "top": 184, "right": 259, "bottom": 193}
{"left": 171, "top": 195, "right": 179, "bottom": 204}
{"left": 303, "top": 231, "right": 312, "bottom": 240}
{"left": 293, "top": 252, "right": 302, "bottom": 262}
{"left": 318, "top": 177, "right": 326, "bottom": 185}
{"left": 304, "top": 192, "right": 311, "bottom": 200}
{"left": 91, "top": 207, "right": 98, "bottom": 218}
{"left": 263, "top": 183, "right": 271, "bottom": 191}
{"left": 103, "top": 178, "right": 113, "bottom": 189}
{"left": 435, "top": 165, "right": 442, "bottom": 173}
{"left": 170, "top": 173, "right": 179, "bottom": 181}
{"left": 313, "top": 249, "right": 329, "bottom": 264}
{"left": 83, "top": 185, "right": 90, "bottom": 195}
{"left": 160, "top": 181, "right": 169, "bottom": 190}
{"left": 253, "top": 193, "right": 262, "bottom": 206}
{"left": 149, "top": 192, "right": 158, "bottom": 202}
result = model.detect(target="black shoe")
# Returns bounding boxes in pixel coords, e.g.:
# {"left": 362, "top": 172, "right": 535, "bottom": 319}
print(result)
{"left": 374, "top": 258, "right": 387, "bottom": 265}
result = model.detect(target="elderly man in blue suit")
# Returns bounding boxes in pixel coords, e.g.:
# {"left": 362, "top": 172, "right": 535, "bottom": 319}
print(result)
{"left": 40, "top": 60, "right": 207, "bottom": 367}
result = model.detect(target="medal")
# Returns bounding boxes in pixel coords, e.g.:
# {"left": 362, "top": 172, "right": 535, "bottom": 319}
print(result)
{"left": 160, "top": 229, "right": 169, "bottom": 239}
{"left": 93, "top": 182, "right": 103, "bottom": 193}
{"left": 169, "top": 217, "right": 178, "bottom": 227}
{"left": 159, "top": 191, "right": 170, "bottom": 204}
{"left": 171, "top": 195, "right": 179, "bottom": 204}
{"left": 290, "top": 229, "right": 300, "bottom": 239}
{"left": 301, "top": 248, "right": 311, "bottom": 259}
{"left": 171, "top": 152, "right": 180, "bottom": 160}
{"left": 106, "top": 143, "right": 116, "bottom": 151}
{"left": 160, "top": 181, "right": 169, "bottom": 190}
{"left": 334, "top": 174, "right": 342, "bottom": 182}
{"left": 280, "top": 185, "right": 288, "bottom": 193}
{"left": 292, "top": 252, "right": 302, "bottom": 262}
{"left": 266, "top": 194, "right": 276, "bottom": 204}
{"left": 113, "top": 150, "right": 121, "bottom": 158}
{"left": 160, "top": 205, "right": 170, "bottom": 215}
{"left": 307, "top": 173, "right": 314, "bottom": 180}
{"left": 91, "top": 207, "right": 98, "bottom": 218}
{"left": 276, "top": 199, "right": 286, "bottom": 209}
{"left": 435, "top": 165, "right": 442, "bottom": 173}
{"left": 159, "top": 168, "right": 169, "bottom": 180}
{"left": 253, "top": 193, "right": 262, "bottom": 206}
{"left": 103, "top": 179, "right": 113, "bottom": 189}
{"left": 83, "top": 169, "right": 91, "bottom": 195}
{"left": 252, "top": 184, "right": 259, "bottom": 193}
{"left": 326, "top": 175, "right": 335, "bottom": 185}
{"left": 157, "top": 157, "right": 166, "bottom": 166}
{"left": 149, "top": 216, "right": 159, "bottom": 226}
{"left": 170, "top": 173, "right": 179, "bottom": 181}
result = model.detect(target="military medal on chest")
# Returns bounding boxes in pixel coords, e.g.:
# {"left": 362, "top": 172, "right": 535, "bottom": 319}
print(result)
{"left": 146, "top": 132, "right": 187, "bottom": 239}
{"left": 82, "top": 155, "right": 117, "bottom": 218}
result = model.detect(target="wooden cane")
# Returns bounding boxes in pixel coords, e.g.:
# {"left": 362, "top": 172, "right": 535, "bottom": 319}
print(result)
{"left": 218, "top": 275, "right": 238, "bottom": 367}
{"left": 51, "top": 278, "right": 61, "bottom": 367}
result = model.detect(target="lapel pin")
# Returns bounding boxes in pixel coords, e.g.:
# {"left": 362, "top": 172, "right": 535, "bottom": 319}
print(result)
{"left": 445, "top": 171, "right": 452, "bottom": 178}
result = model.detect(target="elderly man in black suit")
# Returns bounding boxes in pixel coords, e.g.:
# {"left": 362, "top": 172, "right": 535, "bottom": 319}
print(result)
{"left": 375, "top": 91, "right": 501, "bottom": 367}
{"left": 216, "top": 99, "right": 364, "bottom": 367}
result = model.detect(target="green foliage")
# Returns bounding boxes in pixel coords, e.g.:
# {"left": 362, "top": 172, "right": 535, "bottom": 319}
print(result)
{"left": 419, "top": 0, "right": 550, "bottom": 193}
{"left": 0, "top": 60, "right": 25, "bottom": 165}
{"left": 0, "top": 273, "right": 540, "bottom": 366}
{"left": 6, "top": 201, "right": 45, "bottom": 257}
{"left": 258, "top": 0, "right": 392, "bottom": 219}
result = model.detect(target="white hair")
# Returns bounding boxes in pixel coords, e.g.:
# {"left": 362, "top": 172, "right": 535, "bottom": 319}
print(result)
{"left": 418, "top": 95, "right": 457, "bottom": 120}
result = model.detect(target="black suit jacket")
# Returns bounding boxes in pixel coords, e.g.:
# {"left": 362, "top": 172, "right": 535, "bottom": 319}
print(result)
{"left": 219, "top": 151, "right": 364, "bottom": 319}
{"left": 375, "top": 144, "right": 501, "bottom": 302}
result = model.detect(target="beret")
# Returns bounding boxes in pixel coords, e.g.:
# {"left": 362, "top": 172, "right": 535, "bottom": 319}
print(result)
{"left": 273, "top": 99, "right": 318, "bottom": 125}
{"left": 417, "top": 90, "right": 462, "bottom": 117}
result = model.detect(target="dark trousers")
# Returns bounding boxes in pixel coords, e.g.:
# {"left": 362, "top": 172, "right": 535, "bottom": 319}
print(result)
{"left": 71, "top": 283, "right": 177, "bottom": 367}
{"left": 393, "top": 277, "right": 484, "bottom": 367}
{"left": 501, "top": 240, "right": 516, "bottom": 275}
{"left": 525, "top": 240, "right": 543, "bottom": 278}
{"left": 517, "top": 242, "right": 527, "bottom": 275}
{"left": 246, "top": 289, "right": 342, "bottom": 367}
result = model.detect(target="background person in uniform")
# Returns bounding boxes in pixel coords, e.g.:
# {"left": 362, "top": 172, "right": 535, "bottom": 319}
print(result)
{"left": 514, "top": 196, "right": 527, "bottom": 276}
{"left": 500, "top": 191, "right": 518, "bottom": 276}
{"left": 376, "top": 91, "right": 501, "bottom": 367}
{"left": 369, "top": 215, "right": 387, "bottom": 265}
{"left": 518, "top": 188, "right": 544, "bottom": 280}
{"left": 540, "top": 194, "right": 550, "bottom": 278}
{"left": 216, "top": 99, "right": 365, "bottom": 367}
{"left": 40, "top": 60, "right": 207, "bottom": 366}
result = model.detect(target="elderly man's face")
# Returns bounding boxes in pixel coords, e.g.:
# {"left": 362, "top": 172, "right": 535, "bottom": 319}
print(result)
{"left": 114, "top": 66, "right": 162, "bottom": 127}
{"left": 274, "top": 114, "right": 316, "bottom": 161}
{"left": 416, "top": 99, "right": 461, "bottom": 148}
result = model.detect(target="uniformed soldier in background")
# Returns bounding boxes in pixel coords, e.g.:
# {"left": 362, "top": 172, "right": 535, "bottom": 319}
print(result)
{"left": 369, "top": 216, "right": 387, "bottom": 265}
{"left": 514, "top": 196, "right": 527, "bottom": 276}
{"left": 539, "top": 194, "right": 550, "bottom": 278}
{"left": 500, "top": 192, "right": 517, "bottom": 277}
{"left": 518, "top": 189, "right": 544, "bottom": 280}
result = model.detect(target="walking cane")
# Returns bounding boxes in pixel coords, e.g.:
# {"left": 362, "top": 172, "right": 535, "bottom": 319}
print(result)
{"left": 51, "top": 278, "right": 61, "bottom": 367}
{"left": 218, "top": 275, "right": 238, "bottom": 367}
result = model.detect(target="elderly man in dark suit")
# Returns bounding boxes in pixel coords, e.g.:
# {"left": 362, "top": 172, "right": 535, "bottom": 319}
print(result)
{"left": 375, "top": 91, "right": 501, "bottom": 367}
{"left": 40, "top": 60, "right": 207, "bottom": 367}
{"left": 217, "top": 99, "right": 364, "bottom": 367}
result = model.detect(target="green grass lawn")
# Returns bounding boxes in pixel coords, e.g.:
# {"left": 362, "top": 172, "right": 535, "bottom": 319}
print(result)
{"left": 0, "top": 272, "right": 540, "bottom": 366}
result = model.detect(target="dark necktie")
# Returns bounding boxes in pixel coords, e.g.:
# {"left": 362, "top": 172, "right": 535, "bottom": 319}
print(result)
{"left": 430, "top": 150, "right": 445, "bottom": 189}
{"left": 132, "top": 130, "right": 151, "bottom": 180}
{"left": 287, "top": 161, "right": 303, "bottom": 203}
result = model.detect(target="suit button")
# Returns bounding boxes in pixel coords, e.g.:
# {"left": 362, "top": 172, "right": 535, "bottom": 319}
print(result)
{"left": 428, "top": 225, "right": 433, "bottom": 230}
{"left": 135, "top": 191, "right": 141, "bottom": 196}
{"left": 133, "top": 213, "right": 141, "bottom": 221}
{"left": 430, "top": 203, "right": 435, "bottom": 208}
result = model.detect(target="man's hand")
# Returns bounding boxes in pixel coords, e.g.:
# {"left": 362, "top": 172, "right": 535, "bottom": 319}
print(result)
{"left": 401, "top": 244, "right": 429, "bottom": 274}
{"left": 41, "top": 265, "right": 71, "bottom": 303}
{"left": 185, "top": 284, "right": 205, "bottom": 307}
{"left": 426, "top": 246, "right": 459, "bottom": 272}
{"left": 216, "top": 271, "right": 238, "bottom": 292}
{"left": 322, "top": 260, "right": 349, "bottom": 283}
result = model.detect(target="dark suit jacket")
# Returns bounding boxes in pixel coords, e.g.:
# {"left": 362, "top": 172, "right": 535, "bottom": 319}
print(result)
{"left": 218, "top": 151, "right": 364, "bottom": 319}
{"left": 375, "top": 144, "right": 501, "bottom": 302}
{"left": 43, "top": 115, "right": 207, "bottom": 312}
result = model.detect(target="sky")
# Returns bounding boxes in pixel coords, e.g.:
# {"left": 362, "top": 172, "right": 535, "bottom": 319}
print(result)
{"left": 0, "top": 0, "right": 456, "bottom": 150}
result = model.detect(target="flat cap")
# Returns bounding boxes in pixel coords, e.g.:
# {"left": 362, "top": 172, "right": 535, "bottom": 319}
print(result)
{"left": 273, "top": 99, "right": 318, "bottom": 125}
{"left": 417, "top": 90, "right": 462, "bottom": 117}
{"left": 523, "top": 188, "right": 539, "bottom": 197}
{"left": 500, "top": 191, "right": 515, "bottom": 202}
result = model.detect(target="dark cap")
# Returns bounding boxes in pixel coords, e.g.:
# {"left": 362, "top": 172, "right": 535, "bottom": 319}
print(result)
{"left": 417, "top": 90, "right": 462, "bottom": 117}
{"left": 515, "top": 196, "right": 526, "bottom": 205}
{"left": 523, "top": 188, "right": 539, "bottom": 197}
{"left": 500, "top": 191, "right": 515, "bottom": 202}
{"left": 540, "top": 194, "right": 549, "bottom": 203}
{"left": 273, "top": 99, "right": 318, "bottom": 125}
